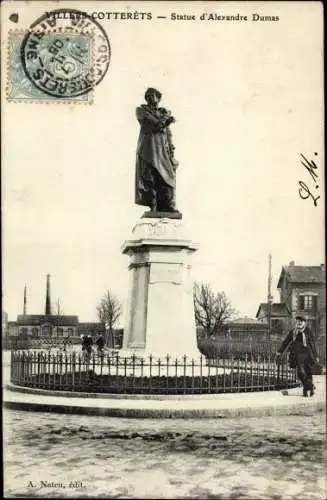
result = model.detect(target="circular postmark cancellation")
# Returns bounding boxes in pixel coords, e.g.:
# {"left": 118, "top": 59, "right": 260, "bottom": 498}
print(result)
{"left": 20, "top": 9, "right": 111, "bottom": 98}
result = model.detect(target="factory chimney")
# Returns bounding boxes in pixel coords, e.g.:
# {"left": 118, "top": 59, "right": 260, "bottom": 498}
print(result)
{"left": 45, "top": 274, "right": 52, "bottom": 315}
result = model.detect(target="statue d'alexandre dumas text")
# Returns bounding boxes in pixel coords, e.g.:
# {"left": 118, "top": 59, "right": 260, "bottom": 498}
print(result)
{"left": 135, "top": 88, "right": 181, "bottom": 218}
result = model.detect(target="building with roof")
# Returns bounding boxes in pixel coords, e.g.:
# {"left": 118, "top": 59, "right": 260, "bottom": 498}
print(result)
{"left": 4, "top": 275, "right": 105, "bottom": 348}
{"left": 256, "top": 261, "right": 325, "bottom": 338}
{"left": 16, "top": 314, "right": 79, "bottom": 340}
{"left": 11, "top": 275, "right": 79, "bottom": 340}
{"left": 256, "top": 303, "right": 289, "bottom": 338}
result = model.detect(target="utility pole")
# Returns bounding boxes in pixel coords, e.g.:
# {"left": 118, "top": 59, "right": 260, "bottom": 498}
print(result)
{"left": 267, "top": 253, "right": 273, "bottom": 341}
{"left": 23, "top": 285, "right": 27, "bottom": 315}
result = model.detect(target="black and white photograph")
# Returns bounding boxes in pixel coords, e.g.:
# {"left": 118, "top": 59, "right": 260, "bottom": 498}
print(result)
{"left": 2, "top": 1, "right": 325, "bottom": 498}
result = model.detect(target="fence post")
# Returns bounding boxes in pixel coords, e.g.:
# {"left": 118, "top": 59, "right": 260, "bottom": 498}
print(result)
{"left": 10, "top": 351, "right": 14, "bottom": 382}
{"left": 22, "top": 351, "right": 26, "bottom": 384}
{"left": 244, "top": 353, "right": 248, "bottom": 392}
{"left": 71, "top": 352, "right": 75, "bottom": 390}
{"left": 230, "top": 354, "right": 234, "bottom": 392}
{"left": 48, "top": 352, "right": 51, "bottom": 389}
{"left": 149, "top": 355, "right": 153, "bottom": 394}
{"left": 124, "top": 357, "right": 127, "bottom": 393}
{"left": 276, "top": 358, "right": 281, "bottom": 390}
{"left": 52, "top": 352, "right": 56, "bottom": 388}
{"left": 140, "top": 357, "right": 144, "bottom": 393}
{"left": 191, "top": 358, "right": 195, "bottom": 394}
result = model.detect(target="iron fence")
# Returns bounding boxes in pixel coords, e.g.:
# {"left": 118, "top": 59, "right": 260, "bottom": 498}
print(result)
{"left": 198, "top": 339, "right": 326, "bottom": 365}
{"left": 10, "top": 350, "right": 298, "bottom": 395}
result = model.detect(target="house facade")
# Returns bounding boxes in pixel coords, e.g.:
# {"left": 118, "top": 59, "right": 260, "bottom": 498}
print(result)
{"left": 257, "top": 262, "right": 325, "bottom": 339}
{"left": 277, "top": 262, "right": 325, "bottom": 338}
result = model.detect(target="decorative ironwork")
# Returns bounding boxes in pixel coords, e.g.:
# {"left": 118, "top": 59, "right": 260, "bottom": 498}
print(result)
{"left": 10, "top": 350, "right": 298, "bottom": 395}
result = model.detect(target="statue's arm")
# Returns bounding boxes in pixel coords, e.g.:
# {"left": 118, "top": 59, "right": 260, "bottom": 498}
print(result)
{"left": 136, "top": 106, "right": 170, "bottom": 131}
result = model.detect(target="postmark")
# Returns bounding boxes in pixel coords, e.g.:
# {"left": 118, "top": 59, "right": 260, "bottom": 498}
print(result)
{"left": 9, "top": 9, "right": 111, "bottom": 102}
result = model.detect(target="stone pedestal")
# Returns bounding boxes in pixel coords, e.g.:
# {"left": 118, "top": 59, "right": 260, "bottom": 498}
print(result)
{"left": 121, "top": 217, "right": 199, "bottom": 359}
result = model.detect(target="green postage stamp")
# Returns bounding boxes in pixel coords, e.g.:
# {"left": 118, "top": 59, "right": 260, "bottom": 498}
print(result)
{"left": 6, "top": 10, "right": 111, "bottom": 104}
{"left": 7, "top": 30, "right": 92, "bottom": 103}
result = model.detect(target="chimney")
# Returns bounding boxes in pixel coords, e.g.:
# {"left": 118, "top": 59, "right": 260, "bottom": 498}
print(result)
{"left": 23, "top": 285, "right": 27, "bottom": 315}
{"left": 289, "top": 261, "right": 295, "bottom": 267}
{"left": 45, "top": 274, "right": 52, "bottom": 315}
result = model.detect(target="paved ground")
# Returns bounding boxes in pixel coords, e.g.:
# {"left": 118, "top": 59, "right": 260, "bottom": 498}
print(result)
{"left": 3, "top": 409, "right": 326, "bottom": 499}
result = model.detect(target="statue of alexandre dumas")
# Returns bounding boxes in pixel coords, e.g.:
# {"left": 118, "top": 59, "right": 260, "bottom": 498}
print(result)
{"left": 135, "top": 88, "right": 181, "bottom": 217}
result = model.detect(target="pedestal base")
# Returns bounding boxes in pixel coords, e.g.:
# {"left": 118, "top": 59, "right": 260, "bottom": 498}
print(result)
{"left": 142, "top": 210, "right": 183, "bottom": 220}
{"left": 121, "top": 218, "right": 199, "bottom": 360}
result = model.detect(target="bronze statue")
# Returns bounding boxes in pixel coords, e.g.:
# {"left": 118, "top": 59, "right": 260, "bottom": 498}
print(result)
{"left": 135, "top": 88, "right": 180, "bottom": 215}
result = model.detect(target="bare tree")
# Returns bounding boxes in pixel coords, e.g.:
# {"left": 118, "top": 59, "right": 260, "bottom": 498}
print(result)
{"left": 193, "top": 282, "right": 237, "bottom": 338}
{"left": 54, "top": 298, "right": 64, "bottom": 316}
{"left": 96, "top": 291, "right": 122, "bottom": 347}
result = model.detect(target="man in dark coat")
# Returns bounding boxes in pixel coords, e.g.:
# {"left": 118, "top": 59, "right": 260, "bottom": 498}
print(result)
{"left": 276, "top": 315, "right": 319, "bottom": 396}
{"left": 135, "top": 87, "right": 178, "bottom": 212}
{"left": 96, "top": 334, "right": 105, "bottom": 353}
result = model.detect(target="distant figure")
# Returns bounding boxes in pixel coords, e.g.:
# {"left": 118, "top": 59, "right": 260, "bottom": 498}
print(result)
{"left": 81, "top": 335, "right": 88, "bottom": 352}
{"left": 96, "top": 334, "right": 105, "bottom": 354}
{"left": 135, "top": 87, "right": 179, "bottom": 212}
{"left": 276, "top": 315, "right": 319, "bottom": 397}
{"left": 87, "top": 335, "right": 93, "bottom": 355}
{"left": 82, "top": 335, "right": 93, "bottom": 357}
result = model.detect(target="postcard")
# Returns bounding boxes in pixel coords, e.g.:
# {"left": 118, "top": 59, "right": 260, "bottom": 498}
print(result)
{"left": 2, "top": 1, "right": 324, "bottom": 499}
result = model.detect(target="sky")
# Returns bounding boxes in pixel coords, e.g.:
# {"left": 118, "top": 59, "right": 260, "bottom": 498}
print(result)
{"left": 2, "top": 1, "right": 324, "bottom": 323}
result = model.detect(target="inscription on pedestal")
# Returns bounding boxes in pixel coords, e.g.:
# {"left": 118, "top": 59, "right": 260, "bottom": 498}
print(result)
{"left": 150, "top": 263, "right": 182, "bottom": 284}
{"left": 133, "top": 219, "right": 182, "bottom": 240}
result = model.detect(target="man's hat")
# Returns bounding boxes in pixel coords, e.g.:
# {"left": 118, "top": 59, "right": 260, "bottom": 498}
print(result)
{"left": 295, "top": 315, "right": 307, "bottom": 322}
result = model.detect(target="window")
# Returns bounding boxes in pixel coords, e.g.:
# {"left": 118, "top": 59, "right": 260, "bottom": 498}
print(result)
{"left": 271, "top": 319, "right": 283, "bottom": 334}
{"left": 41, "top": 325, "right": 52, "bottom": 337}
{"left": 57, "top": 327, "right": 64, "bottom": 337}
{"left": 20, "top": 327, "right": 28, "bottom": 340}
{"left": 303, "top": 296, "right": 313, "bottom": 309}
{"left": 67, "top": 328, "right": 74, "bottom": 336}
{"left": 299, "top": 294, "right": 317, "bottom": 311}
{"left": 31, "top": 327, "right": 39, "bottom": 338}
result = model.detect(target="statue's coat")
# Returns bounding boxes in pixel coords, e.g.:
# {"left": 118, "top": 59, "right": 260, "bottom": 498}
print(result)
{"left": 135, "top": 104, "right": 175, "bottom": 206}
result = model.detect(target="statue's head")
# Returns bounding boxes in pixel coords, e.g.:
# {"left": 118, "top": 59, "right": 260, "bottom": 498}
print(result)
{"left": 145, "top": 87, "right": 162, "bottom": 106}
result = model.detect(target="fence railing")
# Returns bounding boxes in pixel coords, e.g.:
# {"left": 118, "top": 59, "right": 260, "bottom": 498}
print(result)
{"left": 10, "top": 350, "right": 297, "bottom": 395}
{"left": 198, "top": 339, "right": 326, "bottom": 365}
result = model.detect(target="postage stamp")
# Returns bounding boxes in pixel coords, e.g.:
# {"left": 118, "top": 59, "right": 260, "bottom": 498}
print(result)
{"left": 7, "top": 30, "right": 92, "bottom": 103}
{"left": 7, "top": 9, "right": 111, "bottom": 103}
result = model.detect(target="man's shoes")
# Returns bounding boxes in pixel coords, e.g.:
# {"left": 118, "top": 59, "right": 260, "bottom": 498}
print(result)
{"left": 303, "top": 389, "right": 308, "bottom": 397}
{"left": 309, "top": 387, "right": 315, "bottom": 397}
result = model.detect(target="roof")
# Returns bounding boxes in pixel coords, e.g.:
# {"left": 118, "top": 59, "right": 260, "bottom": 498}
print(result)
{"left": 256, "top": 303, "right": 289, "bottom": 318}
{"left": 78, "top": 323, "right": 105, "bottom": 335}
{"left": 277, "top": 265, "right": 325, "bottom": 288}
{"left": 231, "top": 317, "right": 260, "bottom": 324}
{"left": 17, "top": 315, "right": 79, "bottom": 326}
